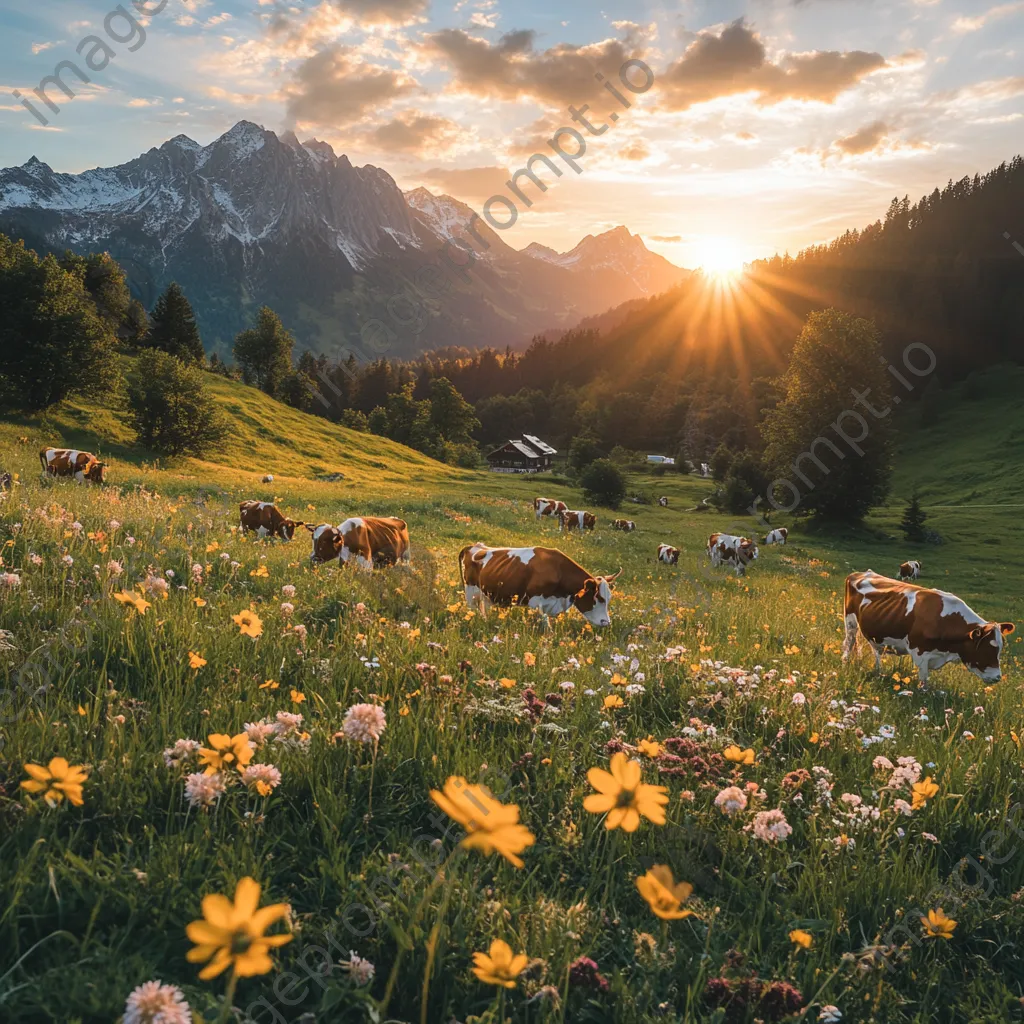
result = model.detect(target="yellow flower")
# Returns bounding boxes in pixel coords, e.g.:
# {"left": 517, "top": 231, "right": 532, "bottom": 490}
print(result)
{"left": 471, "top": 939, "right": 528, "bottom": 989}
{"left": 206, "top": 542, "right": 219, "bottom": 553}
{"left": 809, "top": 732, "right": 819, "bottom": 744}
{"left": 603, "top": 694, "right": 625, "bottom": 709}
{"left": 498, "top": 678, "right": 516, "bottom": 689}
{"left": 290, "top": 689, "right": 305, "bottom": 704}
{"left": 193, "top": 597, "right": 207, "bottom": 607}
{"left": 790, "top": 929, "right": 813, "bottom": 949}
{"left": 113, "top": 590, "right": 151, "bottom": 615}
{"left": 198, "top": 733, "right": 254, "bottom": 775}
{"left": 77, "top": 704, "right": 87, "bottom": 716}
{"left": 21, "top": 757, "right": 89, "bottom": 807}
{"left": 523, "top": 652, "right": 536, "bottom": 667}
{"left": 250, "top": 565, "right": 269, "bottom": 578}
{"left": 430, "top": 777, "right": 535, "bottom": 867}
{"left": 637, "top": 737, "right": 662, "bottom": 757}
{"left": 723, "top": 745, "right": 756, "bottom": 765}
{"left": 920, "top": 908, "right": 957, "bottom": 940}
{"left": 232, "top": 609, "right": 263, "bottom": 638}
{"left": 912, "top": 776, "right": 939, "bottom": 810}
{"left": 446, "top": 603, "right": 461, "bottom": 613}
{"left": 584, "top": 751, "right": 669, "bottom": 832}
{"left": 609, "top": 672, "right": 627, "bottom": 686}
{"left": 186, "top": 876, "right": 292, "bottom": 980}
{"left": 188, "top": 651, "right": 207, "bottom": 670}
{"left": 636, "top": 865, "right": 695, "bottom": 920}
{"left": 259, "top": 680, "right": 279, "bottom": 690}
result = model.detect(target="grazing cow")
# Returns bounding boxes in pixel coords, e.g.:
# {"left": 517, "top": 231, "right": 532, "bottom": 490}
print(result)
{"left": 657, "top": 544, "right": 680, "bottom": 565}
{"left": 459, "top": 542, "right": 621, "bottom": 626}
{"left": 262, "top": 474, "right": 274, "bottom": 484}
{"left": 658, "top": 496, "right": 669, "bottom": 507}
{"left": 0, "top": 471, "right": 12, "bottom": 492}
{"left": 843, "top": 570, "right": 1014, "bottom": 683}
{"left": 899, "top": 560, "right": 921, "bottom": 580}
{"left": 707, "top": 532, "right": 759, "bottom": 575}
{"left": 613, "top": 519, "right": 636, "bottom": 532}
{"left": 306, "top": 516, "right": 410, "bottom": 568}
{"left": 765, "top": 528, "right": 788, "bottom": 546}
{"left": 239, "top": 501, "right": 304, "bottom": 541}
{"left": 560, "top": 509, "right": 596, "bottom": 532}
{"left": 534, "top": 497, "right": 568, "bottom": 520}
{"left": 39, "top": 447, "right": 106, "bottom": 484}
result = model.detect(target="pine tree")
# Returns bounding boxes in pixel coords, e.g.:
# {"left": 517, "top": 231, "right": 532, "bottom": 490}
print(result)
{"left": 900, "top": 492, "right": 928, "bottom": 542}
{"left": 232, "top": 306, "right": 295, "bottom": 397}
{"left": 146, "top": 282, "right": 204, "bottom": 363}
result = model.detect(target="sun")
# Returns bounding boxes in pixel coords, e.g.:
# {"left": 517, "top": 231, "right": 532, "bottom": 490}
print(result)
{"left": 696, "top": 238, "right": 745, "bottom": 278}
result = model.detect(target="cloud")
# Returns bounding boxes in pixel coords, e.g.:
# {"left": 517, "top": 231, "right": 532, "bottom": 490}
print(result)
{"left": 31, "top": 41, "right": 61, "bottom": 55}
{"left": 952, "top": 1, "right": 1024, "bottom": 33}
{"left": 284, "top": 45, "right": 418, "bottom": 127}
{"left": 833, "top": 119, "right": 889, "bottom": 154}
{"left": 649, "top": 234, "right": 682, "bottom": 242}
{"left": 418, "top": 165, "right": 511, "bottom": 199}
{"left": 619, "top": 139, "right": 651, "bottom": 160}
{"left": 658, "top": 19, "right": 887, "bottom": 111}
{"left": 815, "top": 120, "right": 932, "bottom": 160}
{"left": 367, "top": 111, "right": 463, "bottom": 155}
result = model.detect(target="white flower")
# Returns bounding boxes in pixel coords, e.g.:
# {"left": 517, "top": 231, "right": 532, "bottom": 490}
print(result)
{"left": 220, "top": 552, "right": 230, "bottom": 560}
{"left": 840, "top": 793, "right": 862, "bottom": 807}
{"left": 792, "top": 692, "right": 806, "bottom": 705}
{"left": 878, "top": 724, "right": 895, "bottom": 739}
{"left": 0, "top": 571, "right": 21, "bottom": 588}
{"left": 109, "top": 519, "right": 121, "bottom": 531}
{"left": 921, "top": 832, "right": 939, "bottom": 843}
{"left": 714, "top": 786, "right": 747, "bottom": 816}
{"left": 242, "top": 763, "right": 282, "bottom": 794}
{"left": 165, "top": 569, "right": 175, "bottom": 579}
{"left": 894, "top": 799, "right": 913, "bottom": 816}
{"left": 282, "top": 584, "right": 296, "bottom": 598}
{"left": 342, "top": 951, "right": 376, "bottom": 985}
{"left": 818, "top": 1005, "right": 842, "bottom": 1023}
{"left": 107, "top": 559, "right": 124, "bottom": 577}
{"left": 71, "top": 521, "right": 83, "bottom": 534}
{"left": 244, "top": 720, "right": 278, "bottom": 748}
{"left": 29, "top": 553, "right": 43, "bottom": 566}
{"left": 752, "top": 808, "right": 792, "bottom": 843}
{"left": 62, "top": 554, "right": 74, "bottom": 566}
{"left": 184, "top": 771, "right": 225, "bottom": 809}
{"left": 162, "top": 739, "right": 200, "bottom": 768}
{"left": 341, "top": 703, "right": 387, "bottom": 744}
{"left": 280, "top": 601, "right": 294, "bottom": 617}
{"left": 124, "top": 979, "right": 192, "bottom": 1024}
{"left": 126, "top": 536, "right": 136, "bottom": 547}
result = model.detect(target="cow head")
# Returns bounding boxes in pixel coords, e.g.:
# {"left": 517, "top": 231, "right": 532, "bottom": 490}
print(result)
{"left": 573, "top": 568, "right": 621, "bottom": 627}
{"left": 87, "top": 461, "right": 106, "bottom": 484}
{"left": 281, "top": 519, "right": 305, "bottom": 541}
{"left": 960, "top": 621, "right": 1015, "bottom": 681}
{"left": 306, "top": 523, "right": 342, "bottom": 563}
{"left": 741, "top": 539, "right": 759, "bottom": 562}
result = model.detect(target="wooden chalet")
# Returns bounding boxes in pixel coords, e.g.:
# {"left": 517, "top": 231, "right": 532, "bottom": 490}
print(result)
{"left": 486, "top": 434, "right": 558, "bottom": 473}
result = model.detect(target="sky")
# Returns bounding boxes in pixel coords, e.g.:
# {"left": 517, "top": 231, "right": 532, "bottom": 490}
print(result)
{"left": 0, "top": 0, "right": 1021, "bottom": 269}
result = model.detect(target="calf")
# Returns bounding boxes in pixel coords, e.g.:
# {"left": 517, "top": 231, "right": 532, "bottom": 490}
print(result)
{"left": 899, "top": 560, "right": 921, "bottom": 580}
{"left": 707, "top": 532, "right": 759, "bottom": 576}
{"left": 560, "top": 510, "right": 596, "bottom": 532}
{"left": 459, "top": 542, "right": 620, "bottom": 626}
{"left": 534, "top": 497, "right": 567, "bottom": 520}
{"left": 39, "top": 447, "right": 106, "bottom": 484}
{"left": 261, "top": 474, "right": 274, "bottom": 484}
{"left": 613, "top": 519, "right": 636, "bottom": 532}
{"left": 658, "top": 496, "right": 669, "bottom": 507}
{"left": 843, "top": 570, "right": 1014, "bottom": 683}
{"left": 239, "top": 501, "right": 304, "bottom": 541}
{"left": 657, "top": 544, "right": 680, "bottom": 565}
{"left": 307, "top": 516, "right": 410, "bottom": 568}
{"left": 765, "top": 528, "right": 788, "bottom": 545}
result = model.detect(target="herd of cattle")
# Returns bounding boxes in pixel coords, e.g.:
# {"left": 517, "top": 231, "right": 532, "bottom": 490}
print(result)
{"left": 33, "top": 448, "right": 1015, "bottom": 684}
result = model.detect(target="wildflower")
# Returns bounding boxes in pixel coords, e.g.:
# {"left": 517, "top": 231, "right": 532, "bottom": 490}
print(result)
{"left": 0, "top": 571, "right": 20, "bottom": 588}
{"left": 62, "top": 554, "right": 74, "bottom": 566}
{"left": 894, "top": 798, "right": 913, "bottom": 816}
{"left": 714, "top": 786, "right": 748, "bottom": 816}
{"left": 752, "top": 808, "right": 793, "bottom": 843}
{"left": 523, "top": 652, "right": 536, "bottom": 667}
{"left": 920, "top": 908, "right": 956, "bottom": 939}
{"left": 184, "top": 771, "right": 225, "bottom": 809}
{"left": 291, "top": 624, "right": 307, "bottom": 644}
{"left": 21, "top": 757, "right": 89, "bottom": 806}
{"left": 259, "top": 680, "right": 279, "bottom": 690}
{"left": 637, "top": 736, "right": 662, "bottom": 757}
{"left": 232, "top": 609, "right": 263, "bottom": 638}
{"left": 724, "top": 745, "right": 756, "bottom": 765}
{"left": 193, "top": 597, "right": 207, "bottom": 607}
{"left": 113, "top": 590, "right": 151, "bottom": 615}
{"left": 244, "top": 720, "right": 278, "bottom": 748}
{"left": 188, "top": 652, "right": 207, "bottom": 670}
{"left": 792, "top": 692, "right": 806, "bottom": 705}
{"left": 819, "top": 1007, "right": 842, "bottom": 1023}
{"left": 250, "top": 565, "right": 269, "bottom": 578}
{"left": 186, "top": 876, "right": 292, "bottom": 979}
{"left": 635, "top": 865, "right": 696, "bottom": 920}
{"left": 341, "top": 703, "right": 387, "bottom": 744}
{"left": 123, "top": 980, "right": 192, "bottom": 1024}
{"left": 834, "top": 833, "right": 855, "bottom": 850}
{"left": 143, "top": 575, "right": 169, "bottom": 599}
{"left": 290, "top": 689, "right": 305, "bottom": 705}
{"left": 163, "top": 739, "right": 201, "bottom": 768}
{"left": 280, "top": 602, "right": 294, "bottom": 617}
{"left": 107, "top": 559, "right": 124, "bottom": 577}
{"left": 584, "top": 751, "right": 669, "bottom": 831}
{"left": 911, "top": 776, "right": 939, "bottom": 810}
{"left": 281, "top": 585, "right": 296, "bottom": 598}
{"left": 430, "top": 776, "right": 535, "bottom": 867}
{"left": 568, "top": 956, "right": 609, "bottom": 993}
{"left": 471, "top": 939, "right": 528, "bottom": 988}
{"left": 603, "top": 694, "right": 624, "bottom": 709}
{"left": 790, "top": 929, "right": 813, "bottom": 949}
{"left": 872, "top": 755, "right": 894, "bottom": 772}
{"left": 242, "top": 764, "right": 282, "bottom": 797}
{"left": 198, "top": 733, "right": 255, "bottom": 775}
{"left": 341, "top": 951, "right": 375, "bottom": 985}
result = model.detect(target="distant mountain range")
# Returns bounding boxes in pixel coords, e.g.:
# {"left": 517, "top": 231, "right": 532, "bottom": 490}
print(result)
{"left": 0, "top": 121, "right": 688, "bottom": 358}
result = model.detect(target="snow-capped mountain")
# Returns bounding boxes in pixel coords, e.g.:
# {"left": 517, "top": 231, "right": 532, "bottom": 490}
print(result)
{"left": 0, "top": 121, "right": 687, "bottom": 356}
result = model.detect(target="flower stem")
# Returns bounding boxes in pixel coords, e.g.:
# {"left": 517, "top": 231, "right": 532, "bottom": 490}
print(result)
{"left": 213, "top": 967, "right": 238, "bottom": 1024}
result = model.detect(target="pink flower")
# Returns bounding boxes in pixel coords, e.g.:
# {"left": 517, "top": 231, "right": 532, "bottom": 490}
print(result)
{"left": 280, "top": 602, "right": 294, "bottom": 617}
{"left": 281, "top": 585, "right": 296, "bottom": 598}
{"left": 752, "top": 808, "right": 792, "bottom": 843}
{"left": 714, "top": 786, "right": 748, "bottom": 816}
{"left": 341, "top": 703, "right": 387, "bottom": 744}
{"left": 123, "top": 979, "right": 191, "bottom": 1024}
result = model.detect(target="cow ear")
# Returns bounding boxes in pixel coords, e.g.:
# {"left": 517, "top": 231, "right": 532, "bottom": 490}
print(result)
{"left": 293, "top": 520, "right": 305, "bottom": 528}
{"left": 968, "top": 626, "right": 986, "bottom": 641}
{"left": 1000, "top": 622, "right": 1016, "bottom": 636}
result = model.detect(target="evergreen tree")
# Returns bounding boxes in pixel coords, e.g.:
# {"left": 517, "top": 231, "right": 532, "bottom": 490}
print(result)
{"left": 146, "top": 282, "right": 204, "bottom": 363}
{"left": 900, "top": 492, "right": 928, "bottom": 542}
{"left": 233, "top": 306, "right": 295, "bottom": 397}
{"left": 429, "top": 376, "right": 480, "bottom": 445}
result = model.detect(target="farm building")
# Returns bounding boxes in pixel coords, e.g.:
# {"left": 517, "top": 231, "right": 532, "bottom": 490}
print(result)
{"left": 486, "top": 434, "right": 558, "bottom": 473}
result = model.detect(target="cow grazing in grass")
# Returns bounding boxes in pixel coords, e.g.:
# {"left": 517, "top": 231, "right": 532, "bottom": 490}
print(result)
{"left": 239, "top": 501, "right": 304, "bottom": 541}
{"left": 307, "top": 516, "right": 410, "bottom": 568}
{"left": 613, "top": 519, "right": 636, "bottom": 532}
{"left": 707, "top": 532, "right": 759, "bottom": 575}
{"left": 843, "top": 570, "right": 1014, "bottom": 683}
{"left": 0, "top": 471, "right": 11, "bottom": 492}
{"left": 899, "top": 560, "right": 921, "bottom": 580}
{"left": 765, "top": 528, "right": 788, "bottom": 545}
{"left": 560, "top": 510, "right": 596, "bottom": 532}
{"left": 534, "top": 497, "right": 567, "bottom": 520}
{"left": 262, "top": 474, "right": 274, "bottom": 484}
{"left": 657, "top": 544, "right": 680, "bottom": 565}
{"left": 459, "top": 542, "right": 621, "bottom": 626}
{"left": 39, "top": 447, "right": 106, "bottom": 484}
{"left": 658, "top": 496, "right": 669, "bottom": 507}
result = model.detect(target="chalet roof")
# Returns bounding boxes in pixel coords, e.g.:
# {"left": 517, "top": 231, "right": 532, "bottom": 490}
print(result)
{"left": 508, "top": 439, "right": 542, "bottom": 458}
{"left": 523, "top": 434, "right": 557, "bottom": 455}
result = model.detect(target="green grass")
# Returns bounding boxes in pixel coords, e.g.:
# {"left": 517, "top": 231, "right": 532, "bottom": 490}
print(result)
{"left": 1, "top": 371, "right": 1023, "bottom": 1024}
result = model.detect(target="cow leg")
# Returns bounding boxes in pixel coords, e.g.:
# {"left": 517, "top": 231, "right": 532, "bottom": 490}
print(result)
{"left": 841, "top": 614, "right": 860, "bottom": 663}
{"left": 867, "top": 643, "right": 883, "bottom": 671}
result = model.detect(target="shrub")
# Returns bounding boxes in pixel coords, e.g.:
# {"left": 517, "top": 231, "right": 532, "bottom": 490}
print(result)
{"left": 580, "top": 458, "right": 627, "bottom": 508}
{"left": 568, "top": 434, "right": 603, "bottom": 473}
{"left": 126, "top": 351, "right": 227, "bottom": 457}
{"left": 900, "top": 492, "right": 928, "bottom": 542}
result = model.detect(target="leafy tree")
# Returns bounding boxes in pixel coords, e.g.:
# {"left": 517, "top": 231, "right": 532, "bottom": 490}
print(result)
{"left": 145, "top": 282, "right": 204, "bottom": 363}
{"left": 710, "top": 442, "right": 734, "bottom": 481}
{"left": 715, "top": 450, "right": 770, "bottom": 514}
{"left": 674, "top": 446, "right": 691, "bottom": 474}
{"left": 340, "top": 408, "right": 369, "bottom": 432}
{"left": 0, "top": 234, "right": 119, "bottom": 412}
{"left": 580, "top": 458, "right": 627, "bottom": 509}
{"left": 900, "top": 492, "right": 928, "bottom": 542}
{"left": 761, "top": 309, "right": 892, "bottom": 521}
{"left": 367, "top": 406, "right": 389, "bottom": 436}
{"left": 279, "top": 371, "right": 315, "bottom": 412}
{"left": 126, "top": 350, "right": 227, "bottom": 457}
{"left": 233, "top": 306, "right": 295, "bottom": 397}
{"left": 429, "top": 376, "right": 480, "bottom": 446}
{"left": 568, "top": 433, "right": 603, "bottom": 473}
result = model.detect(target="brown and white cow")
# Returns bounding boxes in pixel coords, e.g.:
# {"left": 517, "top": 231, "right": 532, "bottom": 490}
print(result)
{"left": 560, "top": 510, "right": 596, "bottom": 532}
{"left": 39, "top": 447, "right": 106, "bottom": 484}
{"left": 307, "top": 516, "right": 410, "bottom": 568}
{"left": 459, "top": 543, "right": 621, "bottom": 627}
{"left": 657, "top": 544, "right": 680, "bottom": 565}
{"left": 899, "top": 560, "right": 921, "bottom": 580}
{"left": 843, "top": 570, "right": 1014, "bottom": 683}
{"left": 534, "top": 497, "right": 568, "bottom": 520}
{"left": 613, "top": 519, "right": 636, "bottom": 532}
{"left": 658, "top": 496, "right": 669, "bottom": 507}
{"left": 707, "top": 532, "right": 759, "bottom": 575}
{"left": 765, "top": 528, "right": 788, "bottom": 546}
{"left": 239, "top": 501, "right": 304, "bottom": 541}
